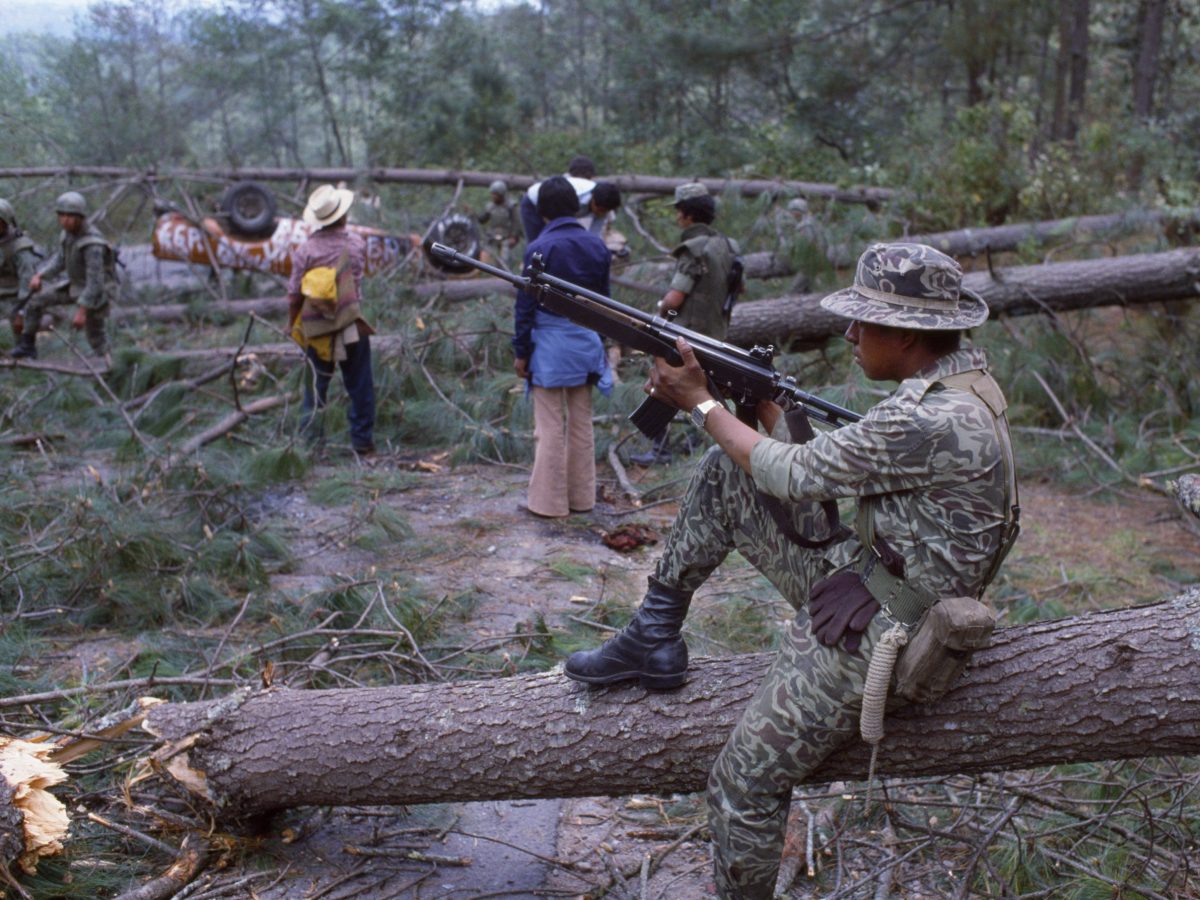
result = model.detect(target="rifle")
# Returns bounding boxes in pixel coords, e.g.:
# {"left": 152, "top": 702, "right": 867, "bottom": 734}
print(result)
{"left": 427, "top": 243, "right": 862, "bottom": 438}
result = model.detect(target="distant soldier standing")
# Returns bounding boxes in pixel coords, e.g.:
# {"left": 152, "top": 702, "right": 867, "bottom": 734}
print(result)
{"left": 16, "top": 191, "right": 117, "bottom": 359}
{"left": 632, "top": 182, "right": 741, "bottom": 465}
{"left": 477, "top": 179, "right": 521, "bottom": 268}
{"left": 0, "top": 199, "right": 40, "bottom": 347}
{"left": 658, "top": 182, "right": 740, "bottom": 340}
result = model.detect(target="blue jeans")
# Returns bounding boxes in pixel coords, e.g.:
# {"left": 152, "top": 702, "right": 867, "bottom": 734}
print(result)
{"left": 301, "top": 335, "right": 375, "bottom": 450}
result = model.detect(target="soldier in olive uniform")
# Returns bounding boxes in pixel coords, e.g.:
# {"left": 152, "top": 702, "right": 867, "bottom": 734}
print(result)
{"left": 631, "top": 182, "right": 741, "bottom": 465}
{"left": 477, "top": 179, "right": 521, "bottom": 269}
{"left": 0, "top": 199, "right": 40, "bottom": 345}
{"left": 657, "top": 181, "right": 739, "bottom": 340}
{"left": 566, "top": 243, "right": 1019, "bottom": 897}
{"left": 15, "top": 191, "right": 118, "bottom": 359}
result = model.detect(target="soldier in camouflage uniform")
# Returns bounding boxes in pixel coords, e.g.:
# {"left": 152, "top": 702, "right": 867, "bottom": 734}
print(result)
{"left": 15, "top": 191, "right": 118, "bottom": 359}
{"left": 0, "top": 199, "right": 40, "bottom": 345}
{"left": 566, "top": 243, "right": 1018, "bottom": 897}
{"left": 477, "top": 179, "right": 521, "bottom": 269}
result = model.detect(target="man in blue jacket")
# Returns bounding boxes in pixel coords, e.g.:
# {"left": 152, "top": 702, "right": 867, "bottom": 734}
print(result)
{"left": 513, "top": 176, "right": 612, "bottom": 517}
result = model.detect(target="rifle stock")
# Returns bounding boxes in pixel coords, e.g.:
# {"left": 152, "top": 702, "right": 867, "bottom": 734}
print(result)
{"left": 427, "top": 243, "right": 862, "bottom": 436}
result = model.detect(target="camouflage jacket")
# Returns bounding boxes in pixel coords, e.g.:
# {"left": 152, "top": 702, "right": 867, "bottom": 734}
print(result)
{"left": 750, "top": 347, "right": 1012, "bottom": 599}
{"left": 0, "top": 233, "right": 38, "bottom": 303}
{"left": 38, "top": 224, "right": 118, "bottom": 309}
{"left": 669, "top": 223, "right": 738, "bottom": 339}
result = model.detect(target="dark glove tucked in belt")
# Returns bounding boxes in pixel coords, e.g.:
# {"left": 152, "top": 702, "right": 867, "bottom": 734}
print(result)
{"left": 808, "top": 571, "right": 880, "bottom": 654}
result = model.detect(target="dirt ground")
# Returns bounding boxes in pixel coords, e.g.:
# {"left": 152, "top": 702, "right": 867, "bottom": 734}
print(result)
{"left": 180, "top": 447, "right": 1200, "bottom": 900}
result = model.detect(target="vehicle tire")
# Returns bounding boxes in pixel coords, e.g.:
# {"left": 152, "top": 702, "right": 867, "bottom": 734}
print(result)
{"left": 423, "top": 213, "right": 481, "bottom": 274}
{"left": 221, "top": 181, "right": 277, "bottom": 237}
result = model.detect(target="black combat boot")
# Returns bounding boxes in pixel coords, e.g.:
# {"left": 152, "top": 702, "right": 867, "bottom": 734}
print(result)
{"left": 564, "top": 579, "right": 692, "bottom": 689}
{"left": 9, "top": 331, "right": 36, "bottom": 359}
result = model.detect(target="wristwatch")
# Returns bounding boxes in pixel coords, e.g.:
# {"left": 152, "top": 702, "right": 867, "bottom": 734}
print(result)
{"left": 690, "top": 398, "right": 721, "bottom": 429}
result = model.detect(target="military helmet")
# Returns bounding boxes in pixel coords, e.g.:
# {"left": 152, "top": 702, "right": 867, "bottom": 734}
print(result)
{"left": 55, "top": 191, "right": 88, "bottom": 216}
{"left": 0, "top": 199, "right": 16, "bottom": 229}
{"left": 488, "top": 179, "right": 508, "bottom": 195}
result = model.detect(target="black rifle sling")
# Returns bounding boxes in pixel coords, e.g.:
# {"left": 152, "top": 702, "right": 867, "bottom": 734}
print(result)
{"left": 756, "top": 407, "right": 851, "bottom": 550}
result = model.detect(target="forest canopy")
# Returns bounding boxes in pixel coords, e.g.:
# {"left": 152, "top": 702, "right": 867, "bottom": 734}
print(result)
{"left": 2, "top": 0, "right": 1197, "bottom": 231}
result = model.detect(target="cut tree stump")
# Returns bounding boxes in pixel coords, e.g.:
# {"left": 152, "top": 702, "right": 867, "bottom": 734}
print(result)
{"left": 0, "top": 739, "right": 68, "bottom": 877}
{"left": 139, "top": 587, "right": 1200, "bottom": 821}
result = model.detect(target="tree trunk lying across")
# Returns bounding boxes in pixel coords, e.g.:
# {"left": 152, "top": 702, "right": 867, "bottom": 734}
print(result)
{"left": 0, "top": 166, "right": 890, "bottom": 206}
{"left": 141, "top": 588, "right": 1200, "bottom": 820}
{"left": 825, "top": 207, "right": 1198, "bottom": 267}
{"left": 728, "top": 246, "right": 1200, "bottom": 347}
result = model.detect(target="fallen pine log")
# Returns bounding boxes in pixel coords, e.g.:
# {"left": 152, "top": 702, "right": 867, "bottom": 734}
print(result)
{"left": 111, "top": 296, "right": 287, "bottom": 323}
{"left": 728, "top": 246, "right": 1200, "bottom": 347}
{"left": 109, "top": 249, "right": 1199, "bottom": 359}
{"left": 821, "top": 207, "right": 1199, "bottom": 268}
{"left": 137, "top": 587, "right": 1200, "bottom": 821}
{"left": 0, "top": 166, "right": 890, "bottom": 206}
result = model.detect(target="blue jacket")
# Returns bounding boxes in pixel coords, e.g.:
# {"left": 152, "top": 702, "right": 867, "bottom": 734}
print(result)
{"left": 513, "top": 217, "right": 613, "bottom": 394}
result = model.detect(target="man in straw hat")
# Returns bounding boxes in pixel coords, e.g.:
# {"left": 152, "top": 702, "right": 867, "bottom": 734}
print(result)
{"left": 564, "top": 242, "right": 1020, "bottom": 897}
{"left": 287, "top": 184, "right": 376, "bottom": 455}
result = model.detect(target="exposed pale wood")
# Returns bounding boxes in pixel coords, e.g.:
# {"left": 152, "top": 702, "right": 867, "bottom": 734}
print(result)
{"left": 0, "top": 739, "right": 68, "bottom": 876}
{"left": 140, "top": 588, "right": 1200, "bottom": 820}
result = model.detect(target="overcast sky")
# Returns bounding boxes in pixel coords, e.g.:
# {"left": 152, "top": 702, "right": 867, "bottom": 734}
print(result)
{"left": 4, "top": 0, "right": 511, "bottom": 36}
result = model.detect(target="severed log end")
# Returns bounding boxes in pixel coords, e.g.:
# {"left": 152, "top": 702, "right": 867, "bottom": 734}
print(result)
{"left": 1170, "top": 474, "right": 1200, "bottom": 538}
{"left": 0, "top": 737, "right": 69, "bottom": 875}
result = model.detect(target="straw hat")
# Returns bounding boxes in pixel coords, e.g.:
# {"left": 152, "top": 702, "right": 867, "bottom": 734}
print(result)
{"left": 820, "top": 242, "right": 989, "bottom": 330}
{"left": 303, "top": 184, "right": 355, "bottom": 227}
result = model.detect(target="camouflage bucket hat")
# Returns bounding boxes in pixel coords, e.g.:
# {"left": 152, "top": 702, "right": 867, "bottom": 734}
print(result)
{"left": 820, "top": 242, "right": 989, "bottom": 330}
{"left": 673, "top": 182, "right": 709, "bottom": 204}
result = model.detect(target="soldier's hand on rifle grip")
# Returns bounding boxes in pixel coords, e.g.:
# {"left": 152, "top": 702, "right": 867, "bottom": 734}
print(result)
{"left": 756, "top": 399, "right": 783, "bottom": 434}
{"left": 71, "top": 306, "right": 87, "bottom": 330}
{"left": 648, "top": 337, "right": 711, "bottom": 412}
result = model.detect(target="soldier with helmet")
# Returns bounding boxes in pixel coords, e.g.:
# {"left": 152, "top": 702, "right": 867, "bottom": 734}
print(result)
{"left": 16, "top": 191, "right": 118, "bottom": 359}
{"left": 0, "top": 199, "right": 40, "bottom": 347}
{"left": 565, "top": 242, "right": 1019, "bottom": 897}
{"left": 631, "top": 181, "right": 741, "bottom": 465}
{"left": 476, "top": 179, "right": 521, "bottom": 268}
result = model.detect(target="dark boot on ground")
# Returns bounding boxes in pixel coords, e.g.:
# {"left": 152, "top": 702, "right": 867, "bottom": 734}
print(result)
{"left": 628, "top": 430, "right": 673, "bottom": 467}
{"left": 10, "top": 331, "right": 36, "bottom": 359}
{"left": 564, "top": 579, "right": 693, "bottom": 689}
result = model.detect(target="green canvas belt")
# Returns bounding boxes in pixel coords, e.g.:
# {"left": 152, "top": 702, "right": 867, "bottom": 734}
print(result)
{"left": 853, "top": 549, "right": 936, "bottom": 628}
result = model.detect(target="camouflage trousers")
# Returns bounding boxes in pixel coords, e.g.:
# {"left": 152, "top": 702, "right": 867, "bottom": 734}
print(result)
{"left": 652, "top": 447, "right": 883, "bottom": 898}
{"left": 23, "top": 287, "right": 108, "bottom": 355}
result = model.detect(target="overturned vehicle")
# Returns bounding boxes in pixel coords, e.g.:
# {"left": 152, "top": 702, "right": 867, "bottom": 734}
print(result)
{"left": 151, "top": 181, "right": 484, "bottom": 278}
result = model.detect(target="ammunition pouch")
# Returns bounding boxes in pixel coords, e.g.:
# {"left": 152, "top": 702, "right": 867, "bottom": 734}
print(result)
{"left": 893, "top": 595, "right": 994, "bottom": 703}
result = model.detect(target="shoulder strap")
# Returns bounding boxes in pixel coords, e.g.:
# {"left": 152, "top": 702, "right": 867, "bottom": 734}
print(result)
{"left": 935, "top": 370, "right": 1021, "bottom": 593}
